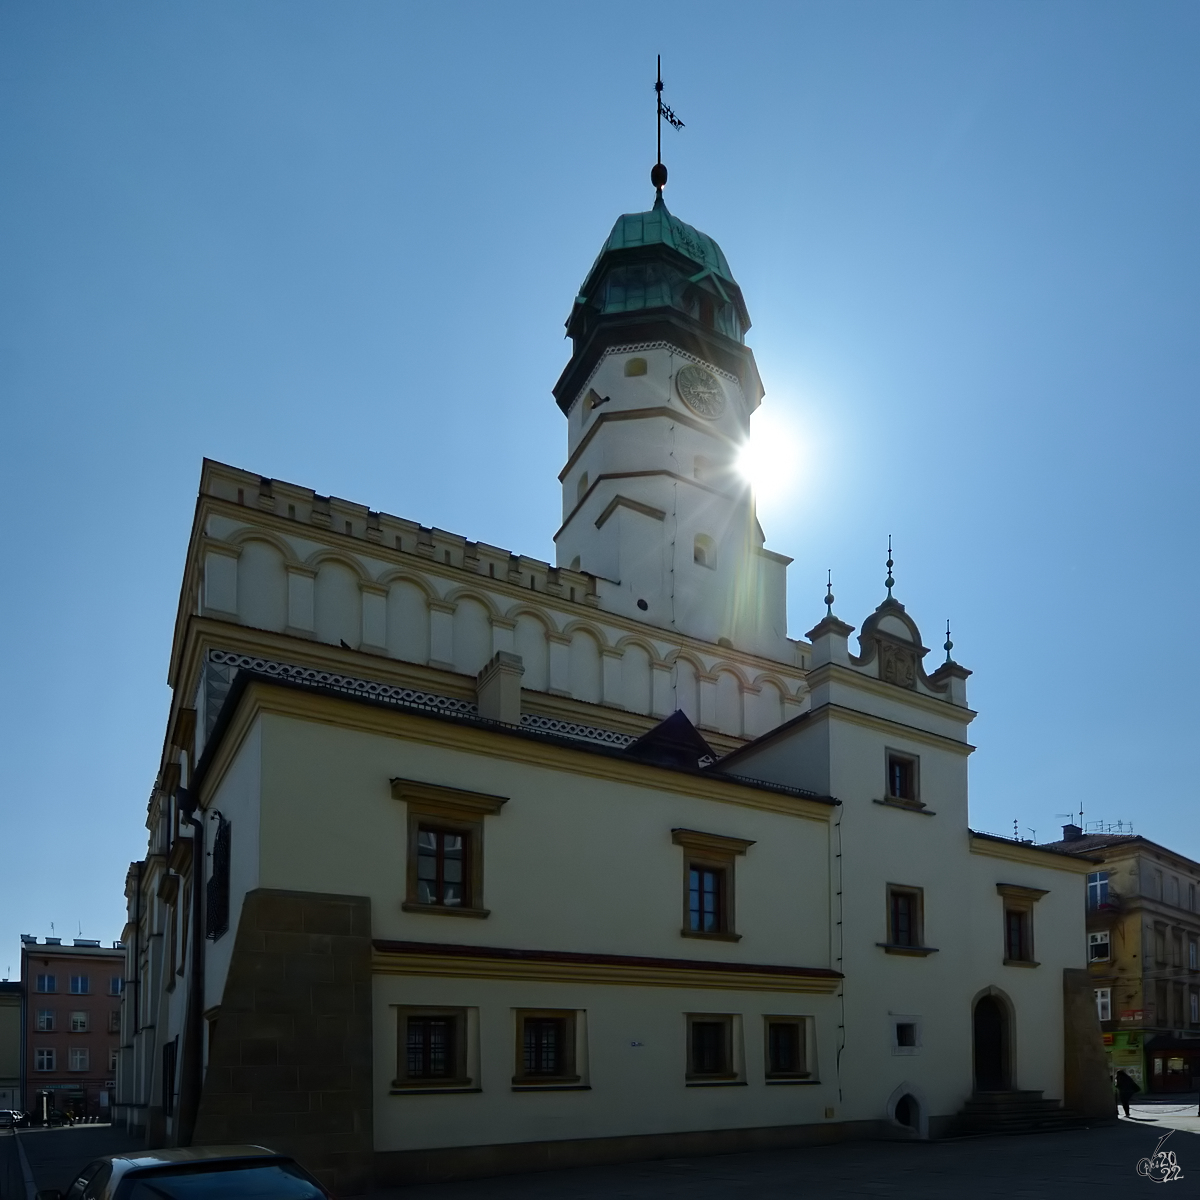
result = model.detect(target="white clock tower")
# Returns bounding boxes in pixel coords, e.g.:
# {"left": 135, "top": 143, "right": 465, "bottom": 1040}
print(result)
{"left": 553, "top": 192, "right": 792, "bottom": 659}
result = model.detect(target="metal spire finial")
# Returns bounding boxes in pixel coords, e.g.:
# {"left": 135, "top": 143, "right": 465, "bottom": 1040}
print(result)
{"left": 944, "top": 619, "right": 954, "bottom": 664}
{"left": 651, "top": 55, "right": 684, "bottom": 197}
{"left": 824, "top": 570, "right": 835, "bottom": 617}
{"left": 884, "top": 535, "right": 894, "bottom": 599}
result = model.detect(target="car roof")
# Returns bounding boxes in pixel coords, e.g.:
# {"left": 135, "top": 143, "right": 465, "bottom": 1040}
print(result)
{"left": 103, "top": 1146, "right": 286, "bottom": 1170}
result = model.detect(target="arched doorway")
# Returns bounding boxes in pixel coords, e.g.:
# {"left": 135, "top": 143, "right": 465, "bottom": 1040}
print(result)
{"left": 973, "top": 994, "right": 1010, "bottom": 1091}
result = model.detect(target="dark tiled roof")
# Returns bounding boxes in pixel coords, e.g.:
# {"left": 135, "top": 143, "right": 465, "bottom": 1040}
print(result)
{"left": 1039, "top": 834, "right": 1142, "bottom": 855}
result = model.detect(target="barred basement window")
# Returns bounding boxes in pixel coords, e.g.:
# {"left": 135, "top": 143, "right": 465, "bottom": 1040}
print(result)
{"left": 513, "top": 1009, "right": 580, "bottom": 1086}
{"left": 765, "top": 1017, "right": 810, "bottom": 1079}
{"left": 206, "top": 815, "right": 231, "bottom": 940}
{"left": 686, "top": 1013, "right": 737, "bottom": 1082}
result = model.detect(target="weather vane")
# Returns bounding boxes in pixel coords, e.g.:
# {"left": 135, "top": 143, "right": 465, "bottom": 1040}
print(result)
{"left": 652, "top": 54, "right": 685, "bottom": 196}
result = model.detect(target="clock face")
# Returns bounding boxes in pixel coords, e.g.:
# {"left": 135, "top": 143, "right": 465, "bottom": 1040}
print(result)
{"left": 675, "top": 364, "right": 725, "bottom": 419}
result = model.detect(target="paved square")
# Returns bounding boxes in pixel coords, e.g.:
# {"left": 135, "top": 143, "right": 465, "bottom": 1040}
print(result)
{"left": 370, "top": 1120, "right": 1199, "bottom": 1200}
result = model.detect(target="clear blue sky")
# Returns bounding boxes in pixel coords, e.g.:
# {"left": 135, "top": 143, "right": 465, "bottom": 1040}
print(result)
{"left": 2, "top": 1, "right": 1197, "bottom": 970}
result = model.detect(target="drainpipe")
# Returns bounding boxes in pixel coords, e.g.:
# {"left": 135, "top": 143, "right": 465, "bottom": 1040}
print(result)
{"left": 173, "top": 786, "right": 205, "bottom": 1146}
{"left": 129, "top": 858, "right": 143, "bottom": 1127}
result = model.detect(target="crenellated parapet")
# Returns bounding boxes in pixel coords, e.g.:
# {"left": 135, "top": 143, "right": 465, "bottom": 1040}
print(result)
{"left": 169, "top": 460, "right": 812, "bottom": 760}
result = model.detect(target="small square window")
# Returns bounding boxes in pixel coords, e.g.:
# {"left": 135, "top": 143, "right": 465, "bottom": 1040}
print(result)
{"left": 393, "top": 1008, "right": 470, "bottom": 1089}
{"left": 36, "top": 1010, "right": 55, "bottom": 1032}
{"left": 36, "top": 974, "right": 56, "bottom": 993}
{"left": 513, "top": 1010, "right": 580, "bottom": 1086}
{"left": 886, "top": 752, "right": 919, "bottom": 804}
{"left": 35, "top": 1048, "right": 55, "bottom": 1072}
{"left": 686, "top": 1013, "right": 736, "bottom": 1082}
{"left": 70, "top": 1011, "right": 89, "bottom": 1033}
{"left": 1088, "top": 931, "right": 1110, "bottom": 962}
{"left": 896, "top": 1022, "right": 917, "bottom": 1047}
{"left": 764, "top": 1017, "right": 809, "bottom": 1079}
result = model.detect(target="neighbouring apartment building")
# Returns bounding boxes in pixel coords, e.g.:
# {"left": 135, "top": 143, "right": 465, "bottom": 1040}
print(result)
{"left": 116, "top": 175, "right": 1111, "bottom": 1194}
{"left": 1042, "top": 826, "right": 1200, "bottom": 1092}
{"left": 0, "top": 980, "right": 20, "bottom": 1110}
{"left": 19, "top": 937, "right": 125, "bottom": 1119}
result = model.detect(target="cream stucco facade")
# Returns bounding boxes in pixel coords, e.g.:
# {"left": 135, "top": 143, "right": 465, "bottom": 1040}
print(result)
{"left": 115, "top": 190, "right": 1106, "bottom": 1193}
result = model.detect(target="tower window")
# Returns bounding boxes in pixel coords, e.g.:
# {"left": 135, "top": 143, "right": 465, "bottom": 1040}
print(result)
{"left": 694, "top": 534, "right": 715, "bottom": 569}
{"left": 624, "top": 357, "right": 647, "bottom": 377}
{"left": 886, "top": 752, "right": 919, "bottom": 803}
{"left": 577, "top": 473, "right": 589, "bottom": 504}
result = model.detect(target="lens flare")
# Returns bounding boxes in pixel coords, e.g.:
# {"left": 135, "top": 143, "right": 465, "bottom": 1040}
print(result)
{"left": 736, "top": 411, "right": 801, "bottom": 506}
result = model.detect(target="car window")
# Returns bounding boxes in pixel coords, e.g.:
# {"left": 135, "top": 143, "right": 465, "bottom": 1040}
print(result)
{"left": 117, "top": 1162, "right": 325, "bottom": 1200}
{"left": 83, "top": 1164, "right": 113, "bottom": 1200}
{"left": 65, "top": 1162, "right": 106, "bottom": 1200}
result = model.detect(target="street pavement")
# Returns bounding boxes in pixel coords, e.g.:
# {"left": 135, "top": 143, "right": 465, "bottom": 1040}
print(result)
{"left": 2, "top": 1112, "right": 1198, "bottom": 1200}
{"left": 368, "top": 1118, "right": 1200, "bottom": 1200}
{"left": 1, "top": 1124, "right": 144, "bottom": 1200}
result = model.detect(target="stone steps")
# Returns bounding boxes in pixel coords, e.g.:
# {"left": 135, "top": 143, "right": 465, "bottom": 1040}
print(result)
{"left": 951, "top": 1090, "right": 1095, "bottom": 1137}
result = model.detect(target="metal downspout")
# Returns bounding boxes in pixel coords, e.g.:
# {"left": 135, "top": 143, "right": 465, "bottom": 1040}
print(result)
{"left": 173, "top": 787, "right": 205, "bottom": 1146}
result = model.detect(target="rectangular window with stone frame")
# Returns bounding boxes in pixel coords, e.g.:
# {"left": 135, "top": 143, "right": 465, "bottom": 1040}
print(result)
{"left": 392, "top": 778, "right": 507, "bottom": 919}
{"left": 513, "top": 1010, "right": 581, "bottom": 1089}
{"left": 764, "top": 1016, "right": 811, "bottom": 1081}
{"left": 885, "top": 750, "right": 920, "bottom": 806}
{"left": 998, "top": 883, "right": 1047, "bottom": 966}
{"left": 686, "top": 1013, "right": 739, "bottom": 1084}
{"left": 880, "top": 885, "right": 934, "bottom": 956}
{"left": 672, "top": 828, "right": 754, "bottom": 942}
{"left": 393, "top": 1007, "right": 472, "bottom": 1091}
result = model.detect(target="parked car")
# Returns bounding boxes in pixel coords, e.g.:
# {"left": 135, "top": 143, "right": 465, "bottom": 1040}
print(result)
{"left": 0, "top": 1109, "right": 29, "bottom": 1127}
{"left": 36, "top": 1146, "right": 332, "bottom": 1200}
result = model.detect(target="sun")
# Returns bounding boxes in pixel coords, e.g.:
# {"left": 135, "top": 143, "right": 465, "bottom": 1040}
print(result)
{"left": 736, "top": 410, "right": 800, "bottom": 506}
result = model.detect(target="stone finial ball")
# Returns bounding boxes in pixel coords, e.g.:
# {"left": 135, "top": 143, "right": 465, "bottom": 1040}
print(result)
{"left": 650, "top": 162, "right": 668, "bottom": 190}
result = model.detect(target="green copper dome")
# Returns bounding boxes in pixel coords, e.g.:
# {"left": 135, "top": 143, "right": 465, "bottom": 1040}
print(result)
{"left": 579, "top": 195, "right": 735, "bottom": 295}
{"left": 554, "top": 194, "right": 761, "bottom": 412}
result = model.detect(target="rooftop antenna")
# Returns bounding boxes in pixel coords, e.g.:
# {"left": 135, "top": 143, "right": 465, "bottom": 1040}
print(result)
{"left": 652, "top": 54, "right": 685, "bottom": 198}
{"left": 825, "top": 570, "right": 835, "bottom": 617}
{"left": 885, "top": 535, "right": 895, "bottom": 599}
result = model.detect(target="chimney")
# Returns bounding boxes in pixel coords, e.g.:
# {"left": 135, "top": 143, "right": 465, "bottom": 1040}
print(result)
{"left": 476, "top": 651, "right": 524, "bottom": 725}
{"left": 1062, "top": 823, "right": 1083, "bottom": 842}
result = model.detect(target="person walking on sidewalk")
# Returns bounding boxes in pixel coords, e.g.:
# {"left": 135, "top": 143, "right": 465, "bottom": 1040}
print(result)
{"left": 1115, "top": 1070, "right": 1139, "bottom": 1117}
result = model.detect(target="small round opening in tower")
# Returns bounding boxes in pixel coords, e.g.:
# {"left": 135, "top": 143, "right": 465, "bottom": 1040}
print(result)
{"left": 650, "top": 162, "right": 668, "bottom": 190}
